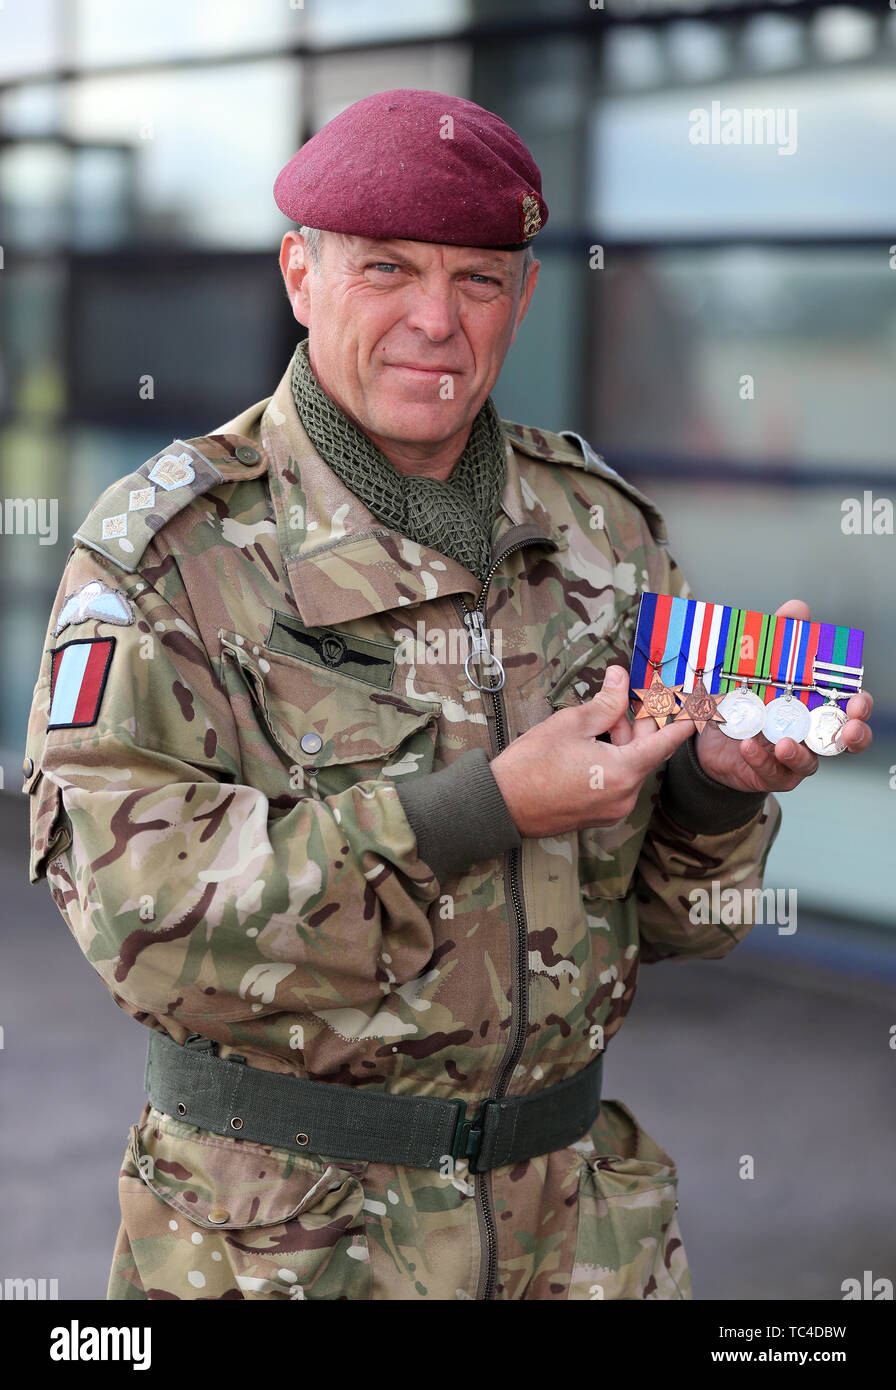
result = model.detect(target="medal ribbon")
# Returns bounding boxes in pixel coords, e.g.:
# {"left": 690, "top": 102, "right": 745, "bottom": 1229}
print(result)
{"left": 721, "top": 607, "right": 774, "bottom": 694}
{"left": 679, "top": 601, "right": 732, "bottom": 693}
{"left": 766, "top": 616, "right": 792, "bottom": 705}
{"left": 809, "top": 624, "right": 864, "bottom": 711}
{"left": 630, "top": 594, "right": 680, "bottom": 689}
{"left": 632, "top": 598, "right": 862, "bottom": 712}
{"left": 794, "top": 621, "right": 820, "bottom": 705}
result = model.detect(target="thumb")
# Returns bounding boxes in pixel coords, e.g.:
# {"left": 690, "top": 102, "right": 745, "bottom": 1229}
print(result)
{"left": 579, "top": 665, "right": 631, "bottom": 734}
{"left": 774, "top": 597, "right": 811, "bottom": 622}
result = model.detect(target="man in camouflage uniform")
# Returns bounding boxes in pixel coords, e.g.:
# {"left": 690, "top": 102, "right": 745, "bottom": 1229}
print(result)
{"left": 23, "top": 90, "right": 872, "bottom": 1300}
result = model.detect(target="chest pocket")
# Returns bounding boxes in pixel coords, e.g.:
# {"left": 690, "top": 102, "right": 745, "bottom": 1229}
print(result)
{"left": 532, "top": 599, "right": 655, "bottom": 903}
{"left": 219, "top": 628, "right": 441, "bottom": 802}
{"left": 544, "top": 600, "right": 640, "bottom": 711}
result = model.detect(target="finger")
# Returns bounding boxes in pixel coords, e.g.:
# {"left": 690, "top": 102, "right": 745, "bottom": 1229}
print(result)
{"left": 738, "top": 736, "right": 783, "bottom": 782}
{"left": 580, "top": 666, "right": 633, "bottom": 736}
{"left": 606, "top": 707, "right": 635, "bottom": 746}
{"left": 771, "top": 737, "right": 819, "bottom": 779}
{"left": 627, "top": 708, "right": 665, "bottom": 743}
{"left": 773, "top": 598, "right": 811, "bottom": 622}
{"left": 841, "top": 717, "right": 872, "bottom": 753}
{"left": 625, "top": 711, "right": 696, "bottom": 775}
{"left": 845, "top": 690, "right": 872, "bottom": 722}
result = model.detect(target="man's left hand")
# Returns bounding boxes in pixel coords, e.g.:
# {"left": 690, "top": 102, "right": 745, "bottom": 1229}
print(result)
{"left": 694, "top": 599, "right": 873, "bottom": 794}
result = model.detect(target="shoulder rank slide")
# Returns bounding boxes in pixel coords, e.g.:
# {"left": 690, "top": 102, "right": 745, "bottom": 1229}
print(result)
{"left": 73, "top": 434, "right": 268, "bottom": 574}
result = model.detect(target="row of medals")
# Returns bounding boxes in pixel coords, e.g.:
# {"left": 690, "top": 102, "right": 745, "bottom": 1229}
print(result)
{"left": 633, "top": 670, "right": 850, "bottom": 756}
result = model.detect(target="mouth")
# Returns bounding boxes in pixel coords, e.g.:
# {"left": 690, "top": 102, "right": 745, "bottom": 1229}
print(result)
{"left": 386, "top": 364, "right": 462, "bottom": 376}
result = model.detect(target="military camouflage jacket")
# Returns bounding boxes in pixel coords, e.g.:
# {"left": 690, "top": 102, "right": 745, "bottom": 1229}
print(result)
{"left": 24, "top": 356, "right": 780, "bottom": 1300}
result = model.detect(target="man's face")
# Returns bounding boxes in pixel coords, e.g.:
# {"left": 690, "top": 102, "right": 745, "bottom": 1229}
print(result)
{"left": 279, "top": 231, "right": 538, "bottom": 458}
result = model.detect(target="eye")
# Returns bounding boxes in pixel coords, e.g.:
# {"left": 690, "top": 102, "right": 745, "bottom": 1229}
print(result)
{"left": 367, "top": 261, "right": 400, "bottom": 274}
{"left": 468, "top": 274, "right": 501, "bottom": 286}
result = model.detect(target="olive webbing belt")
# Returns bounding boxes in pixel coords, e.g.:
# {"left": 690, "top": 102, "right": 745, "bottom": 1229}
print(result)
{"left": 145, "top": 1031, "right": 603, "bottom": 1174}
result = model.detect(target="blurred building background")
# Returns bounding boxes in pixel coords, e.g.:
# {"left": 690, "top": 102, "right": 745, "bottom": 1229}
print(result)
{"left": 0, "top": 0, "right": 894, "bottom": 1301}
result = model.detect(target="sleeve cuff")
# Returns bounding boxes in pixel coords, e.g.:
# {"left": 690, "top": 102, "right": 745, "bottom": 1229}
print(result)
{"left": 660, "top": 734, "right": 766, "bottom": 835}
{"left": 394, "top": 747, "right": 522, "bottom": 884}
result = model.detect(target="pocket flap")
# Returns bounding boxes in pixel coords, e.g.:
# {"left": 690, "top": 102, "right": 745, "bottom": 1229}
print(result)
{"left": 219, "top": 628, "right": 440, "bottom": 768}
{"left": 131, "top": 1109, "right": 365, "bottom": 1230}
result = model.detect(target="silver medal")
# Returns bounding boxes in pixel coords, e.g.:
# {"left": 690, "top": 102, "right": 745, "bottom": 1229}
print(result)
{"left": 762, "top": 693, "right": 811, "bottom": 743}
{"left": 717, "top": 688, "right": 767, "bottom": 739}
{"left": 804, "top": 703, "right": 848, "bottom": 756}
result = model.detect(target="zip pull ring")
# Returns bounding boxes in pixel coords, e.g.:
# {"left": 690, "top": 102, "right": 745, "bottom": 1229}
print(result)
{"left": 462, "top": 609, "right": 506, "bottom": 692}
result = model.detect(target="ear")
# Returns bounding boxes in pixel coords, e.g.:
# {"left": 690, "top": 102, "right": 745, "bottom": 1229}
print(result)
{"left": 509, "top": 258, "right": 539, "bottom": 345}
{"left": 279, "top": 230, "right": 313, "bottom": 328}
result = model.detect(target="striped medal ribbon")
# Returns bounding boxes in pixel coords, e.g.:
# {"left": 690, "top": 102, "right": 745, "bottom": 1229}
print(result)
{"left": 761, "top": 616, "right": 820, "bottom": 743}
{"left": 716, "top": 607, "right": 775, "bottom": 740}
{"left": 806, "top": 623, "right": 864, "bottom": 756}
{"left": 629, "top": 594, "right": 686, "bottom": 724}
{"left": 673, "top": 600, "right": 730, "bottom": 731}
{"left": 629, "top": 595, "right": 865, "bottom": 753}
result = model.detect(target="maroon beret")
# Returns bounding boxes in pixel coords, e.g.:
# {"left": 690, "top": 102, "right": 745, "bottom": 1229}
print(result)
{"left": 273, "top": 88, "right": 548, "bottom": 251}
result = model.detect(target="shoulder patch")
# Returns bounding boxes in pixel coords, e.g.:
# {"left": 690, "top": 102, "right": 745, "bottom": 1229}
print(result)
{"left": 48, "top": 636, "right": 116, "bottom": 730}
{"left": 502, "top": 419, "right": 668, "bottom": 546}
{"left": 73, "top": 432, "right": 269, "bottom": 573}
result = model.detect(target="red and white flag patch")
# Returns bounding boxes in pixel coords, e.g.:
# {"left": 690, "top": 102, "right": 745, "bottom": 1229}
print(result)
{"left": 48, "top": 637, "right": 116, "bottom": 730}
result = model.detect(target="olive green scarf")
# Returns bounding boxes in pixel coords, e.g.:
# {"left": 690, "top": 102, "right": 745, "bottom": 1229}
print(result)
{"left": 290, "top": 339, "right": 507, "bottom": 580}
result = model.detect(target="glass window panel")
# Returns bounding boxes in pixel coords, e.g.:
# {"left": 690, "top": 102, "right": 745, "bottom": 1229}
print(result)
{"left": 309, "top": 44, "right": 470, "bottom": 129}
{"left": 0, "top": 424, "right": 70, "bottom": 615}
{"left": 665, "top": 20, "right": 729, "bottom": 83}
{"left": 741, "top": 15, "right": 805, "bottom": 73}
{"left": 66, "top": 253, "right": 293, "bottom": 428}
{"left": 73, "top": 0, "right": 295, "bottom": 66}
{"left": 72, "top": 0, "right": 470, "bottom": 62}
{"left": 811, "top": 7, "right": 877, "bottom": 64}
{"left": 604, "top": 28, "right": 666, "bottom": 91}
{"left": 0, "top": 142, "right": 70, "bottom": 251}
{"left": 0, "top": 262, "right": 66, "bottom": 419}
{"left": 67, "top": 61, "right": 298, "bottom": 248}
{"left": 593, "top": 70, "right": 896, "bottom": 235}
{"left": 0, "top": 82, "right": 63, "bottom": 136}
{"left": 0, "top": 0, "right": 60, "bottom": 81}
{"left": 72, "top": 146, "right": 133, "bottom": 248}
{"left": 587, "top": 249, "right": 896, "bottom": 470}
{"left": 306, "top": 0, "right": 469, "bottom": 46}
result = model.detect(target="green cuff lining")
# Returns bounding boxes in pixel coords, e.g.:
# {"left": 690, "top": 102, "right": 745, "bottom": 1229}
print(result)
{"left": 394, "top": 747, "right": 522, "bottom": 884}
{"left": 660, "top": 735, "right": 766, "bottom": 834}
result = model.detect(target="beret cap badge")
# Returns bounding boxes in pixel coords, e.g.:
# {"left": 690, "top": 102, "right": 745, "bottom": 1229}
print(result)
{"left": 519, "top": 192, "right": 543, "bottom": 241}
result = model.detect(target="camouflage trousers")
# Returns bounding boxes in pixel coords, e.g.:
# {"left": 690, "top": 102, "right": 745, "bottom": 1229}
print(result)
{"left": 107, "top": 1097, "right": 692, "bottom": 1301}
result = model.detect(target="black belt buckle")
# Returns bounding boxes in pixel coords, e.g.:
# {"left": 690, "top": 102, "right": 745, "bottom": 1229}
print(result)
{"left": 449, "top": 1097, "right": 496, "bottom": 1175}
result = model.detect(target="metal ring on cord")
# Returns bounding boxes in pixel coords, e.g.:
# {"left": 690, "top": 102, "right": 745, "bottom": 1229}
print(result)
{"left": 464, "top": 650, "right": 507, "bottom": 692}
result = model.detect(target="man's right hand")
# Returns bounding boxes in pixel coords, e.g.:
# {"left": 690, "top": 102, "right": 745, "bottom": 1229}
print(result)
{"left": 489, "top": 665, "right": 696, "bottom": 838}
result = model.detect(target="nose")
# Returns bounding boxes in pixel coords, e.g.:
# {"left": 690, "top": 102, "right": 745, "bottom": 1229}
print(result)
{"left": 404, "top": 276, "right": 459, "bottom": 342}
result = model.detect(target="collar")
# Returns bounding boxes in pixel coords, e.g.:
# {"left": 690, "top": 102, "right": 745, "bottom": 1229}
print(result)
{"left": 249, "top": 356, "right": 564, "bottom": 628}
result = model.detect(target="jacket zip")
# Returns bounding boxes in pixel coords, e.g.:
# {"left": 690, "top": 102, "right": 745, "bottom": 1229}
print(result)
{"left": 451, "top": 533, "right": 545, "bottom": 1300}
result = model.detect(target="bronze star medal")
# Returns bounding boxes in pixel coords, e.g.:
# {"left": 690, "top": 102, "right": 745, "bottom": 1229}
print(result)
{"left": 675, "top": 675, "right": 726, "bottom": 733}
{"left": 632, "top": 669, "right": 683, "bottom": 725}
